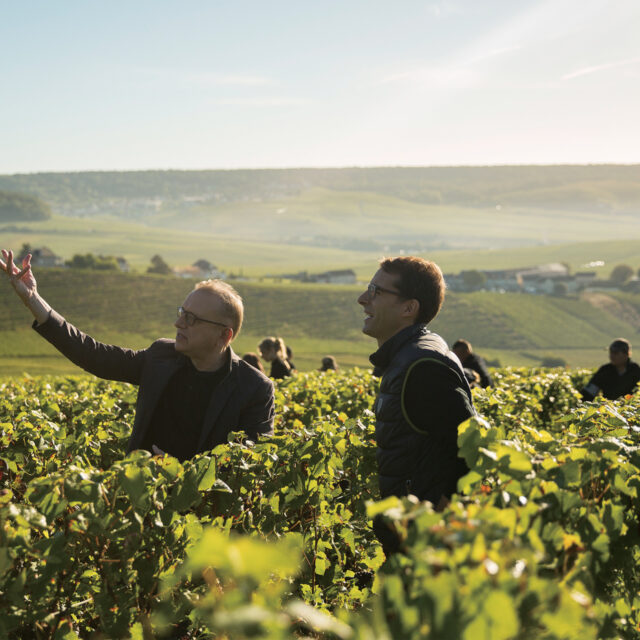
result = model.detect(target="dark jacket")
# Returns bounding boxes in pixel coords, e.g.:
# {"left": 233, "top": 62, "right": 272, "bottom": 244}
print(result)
{"left": 269, "top": 357, "right": 291, "bottom": 380}
{"left": 370, "top": 323, "right": 474, "bottom": 504}
{"left": 34, "top": 310, "right": 275, "bottom": 453}
{"left": 581, "top": 360, "right": 640, "bottom": 401}
{"left": 462, "top": 352, "right": 493, "bottom": 388}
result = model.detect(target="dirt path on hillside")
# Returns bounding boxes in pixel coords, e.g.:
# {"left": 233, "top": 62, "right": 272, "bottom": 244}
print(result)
{"left": 582, "top": 292, "right": 640, "bottom": 330}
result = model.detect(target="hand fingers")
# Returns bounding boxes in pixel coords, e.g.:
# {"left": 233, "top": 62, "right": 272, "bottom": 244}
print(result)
{"left": 5, "top": 250, "right": 18, "bottom": 275}
{"left": 1, "top": 249, "right": 26, "bottom": 277}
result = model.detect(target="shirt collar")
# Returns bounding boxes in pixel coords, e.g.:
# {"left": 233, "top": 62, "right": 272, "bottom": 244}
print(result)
{"left": 369, "top": 323, "right": 429, "bottom": 376}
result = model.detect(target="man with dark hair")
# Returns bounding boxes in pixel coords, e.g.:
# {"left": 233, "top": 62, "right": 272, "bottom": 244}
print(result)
{"left": 1, "top": 249, "right": 275, "bottom": 461}
{"left": 357, "top": 256, "right": 475, "bottom": 518}
{"left": 581, "top": 338, "right": 640, "bottom": 401}
{"left": 452, "top": 339, "right": 493, "bottom": 389}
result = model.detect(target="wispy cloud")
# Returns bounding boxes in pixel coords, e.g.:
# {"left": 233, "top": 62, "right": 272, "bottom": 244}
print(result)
{"left": 377, "top": 65, "right": 479, "bottom": 90}
{"left": 132, "top": 67, "right": 273, "bottom": 86}
{"left": 563, "top": 56, "right": 640, "bottom": 80}
{"left": 186, "top": 73, "right": 272, "bottom": 86}
{"left": 466, "top": 45, "right": 522, "bottom": 65}
{"left": 375, "top": 45, "right": 520, "bottom": 89}
{"left": 210, "top": 97, "right": 309, "bottom": 107}
{"left": 425, "top": 1, "right": 463, "bottom": 17}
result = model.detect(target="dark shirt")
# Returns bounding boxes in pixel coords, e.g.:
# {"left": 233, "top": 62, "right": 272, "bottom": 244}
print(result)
{"left": 581, "top": 360, "right": 640, "bottom": 401}
{"left": 269, "top": 357, "right": 291, "bottom": 380}
{"left": 142, "top": 359, "right": 227, "bottom": 461}
{"left": 403, "top": 361, "right": 476, "bottom": 439}
{"left": 461, "top": 353, "right": 493, "bottom": 388}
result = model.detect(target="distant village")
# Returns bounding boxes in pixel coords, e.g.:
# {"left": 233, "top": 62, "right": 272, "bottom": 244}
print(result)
{"left": 19, "top": 246, "right": 640, "bottom": 295}
{"left": 445, "top": 263, "right": 640, "bottom": 295}
{"left": 20, "top": 245, "right": 359, "bottom": 285}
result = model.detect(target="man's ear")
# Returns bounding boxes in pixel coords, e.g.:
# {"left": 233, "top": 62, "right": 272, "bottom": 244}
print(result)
{"left": 402, "top": 298, "right": 420, "bottom": 321}
{"left": 222, "top": 327, "right": 234, "bottom": 347}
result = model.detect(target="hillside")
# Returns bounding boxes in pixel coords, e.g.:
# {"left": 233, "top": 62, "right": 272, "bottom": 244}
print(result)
{"left": 2, "top": 165, "right": 640, "bottom": 211}
{"left": 2, "top": 270, "right": 640, "bottom": 374}
{"left": 0, "top": 190, "right": 51, "bottom": 221}
{"left": 1, "top": 166, "right": 639, "bottom": 254}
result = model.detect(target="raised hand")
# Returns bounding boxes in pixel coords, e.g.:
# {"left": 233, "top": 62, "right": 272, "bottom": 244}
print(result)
{"left": 1, "top": 249, "right": 38, "bottom": 304}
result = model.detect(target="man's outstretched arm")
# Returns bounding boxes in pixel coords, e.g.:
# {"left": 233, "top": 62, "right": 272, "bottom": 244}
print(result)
{"left": 1, "top": 249, "right": 51, "bottom": 324}
{"left": 1, "top": 248, "right": 144, "bottom": 384}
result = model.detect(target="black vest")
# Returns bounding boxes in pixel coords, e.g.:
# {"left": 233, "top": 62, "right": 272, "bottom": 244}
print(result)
{"left": 370, "top": 324, "right": 474, "bottom": 502}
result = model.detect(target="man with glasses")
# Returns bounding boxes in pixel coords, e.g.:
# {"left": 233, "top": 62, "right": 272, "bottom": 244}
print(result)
{"left": 357, "top": 257, "right": 474, "bottom": 547}
{"left": 1, "top": 249, "right": 274, "bottom": 461}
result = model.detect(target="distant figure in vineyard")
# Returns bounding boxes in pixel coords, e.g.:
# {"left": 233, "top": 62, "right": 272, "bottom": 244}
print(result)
{"left": 319, "top": 355, "right": 338, "bottom": 372}
{"left": 357, "top": 257, "right": 475, "bottom": 549}
{"left": 286, "top": 345, "right": 297, "bottom": 372}
{"left": 258, "top": 336, "right": 292, "bottom": 379}
{"left": 452, "top": 339, "right": 493, "bottom": 388}
{"left": 0, "top": 249, "right": 275, "bottom": 461}
{"left": 242, "top": 352, "right": 265, "bottom": 374}
{"left": 581, "top": 338, "right": 640, "bottom": 401}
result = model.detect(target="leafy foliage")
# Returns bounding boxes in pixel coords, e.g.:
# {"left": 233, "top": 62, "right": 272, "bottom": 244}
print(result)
{"left": 1, "top": 367, "right": 640, "bottom": 638}
{"left": 147, "top": 254, "right": 172, "bottom": 275}
{"left": 0, "top": 190, "right": 51, "bottom": 222}
{"left": 66, "top": 253, "right": 120, "bottom": 271}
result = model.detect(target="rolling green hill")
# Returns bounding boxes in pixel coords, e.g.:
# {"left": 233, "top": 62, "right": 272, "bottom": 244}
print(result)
{"left": 0, "top": 190, "right": 51, "bottom": 222}
{"left": 1, "top": 166, "right": 639, "bottom": 255}
{"left": 2, "top": 165, "right": 640, "bottom": 211}
{"left": 2, "top": 270, "right": 639, "bottom": 376}
{"left": 2, "top": 213, "right": 640, "bottom": 280}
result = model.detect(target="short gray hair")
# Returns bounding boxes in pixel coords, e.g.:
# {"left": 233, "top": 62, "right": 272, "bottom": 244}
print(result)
{"left": 195, "top": 279, "right": 244, "bottom": 338}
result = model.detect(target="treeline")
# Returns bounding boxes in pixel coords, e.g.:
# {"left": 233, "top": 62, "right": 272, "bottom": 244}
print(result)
{"left": 0, "top": 190, "right": 51, "bottom": 221}
{"left": 0, "top": 165, "right": 639, "bottom": 212}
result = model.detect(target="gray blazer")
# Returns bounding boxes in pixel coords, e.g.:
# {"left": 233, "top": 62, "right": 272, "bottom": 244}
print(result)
{"left": 35, "top": 310, "right": 275, "bottom": 453}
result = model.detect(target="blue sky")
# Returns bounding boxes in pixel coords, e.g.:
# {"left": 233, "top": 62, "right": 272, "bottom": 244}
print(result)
{"left": 1, "top": 0, "right": 639, "bottom": 172}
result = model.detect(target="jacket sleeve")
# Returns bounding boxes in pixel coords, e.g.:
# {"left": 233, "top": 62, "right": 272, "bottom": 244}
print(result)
{"left": 476, "top": 358, "right": 493, "bottom": 388}
{"left": 33, "top": 309, "right": 145, "bottom": 384}
{"left": 238, "top": 376, "right": 275, "bottom": 441}
{"left": 581, "top": 366, "right": 605, "bottom": 401}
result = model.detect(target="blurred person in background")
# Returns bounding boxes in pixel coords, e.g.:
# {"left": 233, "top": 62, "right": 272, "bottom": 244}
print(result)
{"left": 242, "top": 352, "right": 265, "bottom": 374}
{"left": 259, "top": 336, "right": 292, "bottom": 379}
{"left": 285, "top": 345, "right": 297, "bottom": 372}
{"left": 581, "top": 338, "right": 640, "bottom": 401}
{"left": 452, "top": 339, "right": 493, "bottom": 389}
{"left": 319, "top": 355, "right": 338, "bottom": 371}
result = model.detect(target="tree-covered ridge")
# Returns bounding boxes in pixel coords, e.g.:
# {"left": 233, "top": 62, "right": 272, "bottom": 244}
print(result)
{"left": 0, "top": 190, "right": 51, "bottom": 221}
{"left": 1, "top": 165, "right": 639, "bottom": 212}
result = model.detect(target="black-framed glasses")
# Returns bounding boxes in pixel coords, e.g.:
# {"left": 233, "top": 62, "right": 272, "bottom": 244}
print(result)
{"left": 366, "top": 283, "right": 405, "bottom": 299}
{"left": 177, "top": 307, "right": 228, "bottom": 328}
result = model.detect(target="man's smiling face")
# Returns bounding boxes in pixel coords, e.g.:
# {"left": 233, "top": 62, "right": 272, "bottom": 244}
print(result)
{"left": 357, "top": 268, "right": 415, "bottom": 346}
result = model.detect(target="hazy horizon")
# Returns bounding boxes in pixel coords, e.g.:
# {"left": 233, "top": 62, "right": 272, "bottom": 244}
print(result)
{"left": 3, "top": 161, "right": 640, "bottom": 178}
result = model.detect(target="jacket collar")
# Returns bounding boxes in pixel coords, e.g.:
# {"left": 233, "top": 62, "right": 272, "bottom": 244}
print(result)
{"left": 369, "top": 323, "right": 430, "bottom": 376}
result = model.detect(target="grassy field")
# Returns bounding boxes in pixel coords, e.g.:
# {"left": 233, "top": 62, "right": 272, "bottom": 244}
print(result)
{"left": 1, "top": 270, "right": 639, "bottom": 376}
{"left": 0, "top": 215, "right": 370, "bottom": 276}
{"left": 3, "top": 213, "right": 640, "bottom": 281}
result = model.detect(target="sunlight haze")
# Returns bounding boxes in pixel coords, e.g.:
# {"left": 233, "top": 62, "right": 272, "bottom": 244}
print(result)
{"left": 1, "top": 0, "right": 639, "bottom": 172}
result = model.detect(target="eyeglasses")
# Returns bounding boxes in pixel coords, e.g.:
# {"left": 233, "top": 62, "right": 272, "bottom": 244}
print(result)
{"left": 177, "top": 307, "right": 228, "bottom": 328}
{"left": 366, "top": 283, "right": 405, "bottom": 299}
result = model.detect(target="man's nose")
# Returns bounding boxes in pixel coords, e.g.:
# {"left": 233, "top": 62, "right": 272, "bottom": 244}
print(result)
{"left": 357, "top": 290, "right": 368, "bottom": 305}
